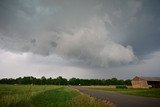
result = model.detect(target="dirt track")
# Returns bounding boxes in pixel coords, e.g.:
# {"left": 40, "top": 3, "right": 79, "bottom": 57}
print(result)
{"left": 74, "top": 86, "right": 160, "bottom": 107}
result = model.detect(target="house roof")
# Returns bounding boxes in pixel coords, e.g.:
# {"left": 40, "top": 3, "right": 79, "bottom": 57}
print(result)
{"left": 132, "top": 76, "right": 160, "bottom": 81}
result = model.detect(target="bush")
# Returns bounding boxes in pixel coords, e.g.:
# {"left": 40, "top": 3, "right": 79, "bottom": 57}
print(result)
{"left": 116, "top": 85, "right": 127, "bottom": 89}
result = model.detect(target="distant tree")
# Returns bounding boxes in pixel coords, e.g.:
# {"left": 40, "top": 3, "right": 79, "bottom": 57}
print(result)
{"left": 0, "top": 78, "right": 15, "bottom": 84}
{"left": 69, "top": 78, "right": 77, "bottom": 85}
{"left": 21, "top": 76, "right": 35, "bottom": 84}
{"left": 117, "top": 79, "right": 125, "bottom": 85}
{"left": 0, "top": 76, "right": 132, "bottom": 86}
{"left": 16, "top": 77, "right": 22, "bottom": 84}
{"left": 35, "top": 78, "right": 41, "bottom": 85}
{"left": 41, "top": 76, "right": 46, "bottom": 85}
{"left": 124, "top": 79, "right": 131, "bottom": 85}
{"left": 55, "top": 76, "right": 68, "bottom": 85}
{"left": 46, "top": 77, "right": 53, "bottom": 85}
{"left": 110, "top": 78, "right": 118, "bottom": 85}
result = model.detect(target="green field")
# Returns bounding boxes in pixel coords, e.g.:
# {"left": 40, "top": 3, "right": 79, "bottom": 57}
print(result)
{"left": 0, "top": 85, "right": 111, "bottom": 107}
{"left": 87, "top": 87, "right": 160, "bottom": 98}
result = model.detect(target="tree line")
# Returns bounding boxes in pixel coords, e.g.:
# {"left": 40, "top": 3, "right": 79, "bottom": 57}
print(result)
{"left": 0, "top": 76, "right": 131, "bottom": 85}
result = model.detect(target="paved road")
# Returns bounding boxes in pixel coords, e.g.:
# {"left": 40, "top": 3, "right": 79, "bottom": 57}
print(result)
{"left": 74, "top": 87, "right": 160, "bottom": 107}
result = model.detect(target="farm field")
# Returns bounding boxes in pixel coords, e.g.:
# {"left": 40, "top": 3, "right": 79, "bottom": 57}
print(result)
{"left": 0, "top": 85, "right": 111, "bottom": 107}
{"left": 85, "top": 86, "right": 160, "bottom": 98}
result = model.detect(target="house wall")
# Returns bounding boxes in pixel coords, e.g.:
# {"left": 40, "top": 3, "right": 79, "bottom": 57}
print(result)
{"left": 131, "top": 80, "right": 149, "bottom": 88}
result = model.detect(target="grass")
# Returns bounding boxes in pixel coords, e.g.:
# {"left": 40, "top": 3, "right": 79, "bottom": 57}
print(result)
{"left": 87, "top": 86, "right": 160, "bottom": 98}
{"left": 31, "top": 87, "right": 79, "bottom": 107}
{"left": 0, "top": 85, "right": 112, "bottom": 107}
{"left": 0, "top": 85, "right": 61, "bottom": 107}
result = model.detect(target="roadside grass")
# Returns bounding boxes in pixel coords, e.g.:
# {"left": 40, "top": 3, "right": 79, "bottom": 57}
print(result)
{"left": 87, "top": 87, "right": 160, "bottom": 98}
{"left": 68, "top": 91, "right": 113, "bottom": 107}
{"left": 31, "top": 87, "right": 78, "bottom": 107}
{"left": 0, "top": 85, "right": 61, "bottom": 107}
{"left": 0, "top": 85, "right": 112, "bottom": 107}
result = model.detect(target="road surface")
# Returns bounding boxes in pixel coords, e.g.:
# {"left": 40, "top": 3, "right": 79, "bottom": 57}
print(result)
{"left": 74, "top": 87, "right": 160, "bottom": 107}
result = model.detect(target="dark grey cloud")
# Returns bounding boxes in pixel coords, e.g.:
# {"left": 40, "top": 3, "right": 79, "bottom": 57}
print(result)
{"left": 0, "top": 0, "right": 160, "bottom": 70}
{"left": 96, "top": 0, "right": 160, "bottom": 57}
{"left": 122, "top": 0, "right": 160, "bottom": 57}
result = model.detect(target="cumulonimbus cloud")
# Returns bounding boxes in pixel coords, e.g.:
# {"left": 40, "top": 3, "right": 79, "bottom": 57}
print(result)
{"left": 55, "top": 17, "right": 137, "bottom": 67}
{"left": 0, "top": 0, "right": 138, "bottom": 68}
{"left": 0, "top": 16, "right": 137, "bottom": 68}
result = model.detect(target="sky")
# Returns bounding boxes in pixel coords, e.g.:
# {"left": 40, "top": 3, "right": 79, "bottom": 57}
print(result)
{"left": 0, "top": 0, "right": 160, "bottom": 79}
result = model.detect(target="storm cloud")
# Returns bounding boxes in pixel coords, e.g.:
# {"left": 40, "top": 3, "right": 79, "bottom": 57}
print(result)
{"left": 0, "top": 0, "right": 160, "bottom": 78}
{"left": 55, "top": 17, "right": 137, "bottom": 67}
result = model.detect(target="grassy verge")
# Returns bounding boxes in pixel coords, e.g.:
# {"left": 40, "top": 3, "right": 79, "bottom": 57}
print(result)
{"left": 67, "top": 89, "right": 114, "bottom": 107}
{"left": 87, "top": 87, "right": 160, "bottom": 98}
{"left": 0, "top": 85, "right": 112, "bottom": 107}
{"left": 0, "top": 85, "right": 61, "bottom": 107}
{"left": 31, "top": 87, "right": 78, "bottom": 107}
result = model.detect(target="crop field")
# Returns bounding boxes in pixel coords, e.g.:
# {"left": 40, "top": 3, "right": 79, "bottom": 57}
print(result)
{"left": 0, "top": 85, "right": 112, "bottom": 107}
{"left": 86, "top": 86, "right": 160, "bottom": 98}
